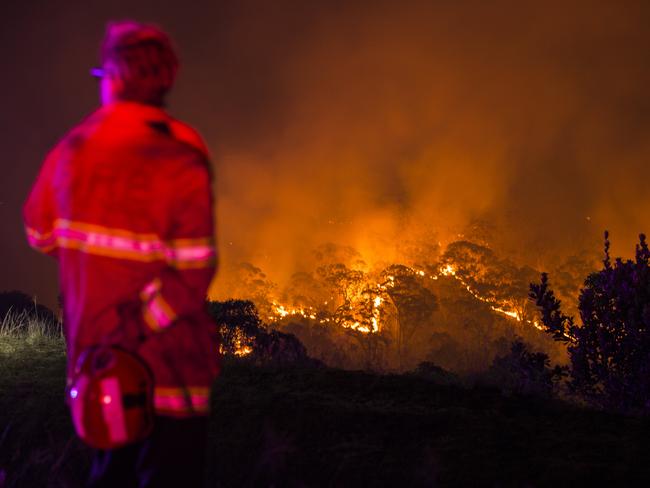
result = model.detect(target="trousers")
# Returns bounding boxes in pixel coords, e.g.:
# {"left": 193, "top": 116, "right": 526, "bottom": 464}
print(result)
{"left": 87, "top": 416, "right": 209, "bottom": 488}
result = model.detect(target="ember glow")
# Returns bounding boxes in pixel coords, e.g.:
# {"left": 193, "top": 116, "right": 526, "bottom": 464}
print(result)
{"left": 220, "top": 234, "right": 565, "bottom": 368}
{"left": 221, "top": 337, "right": 253, "bottom": 357}
{"left": 264, "top": 261, "right": 542, "bottom": 336}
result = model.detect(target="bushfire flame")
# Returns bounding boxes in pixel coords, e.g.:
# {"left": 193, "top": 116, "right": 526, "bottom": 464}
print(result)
{"left": 265, "top": 263, "right": 543, "bottom": 339}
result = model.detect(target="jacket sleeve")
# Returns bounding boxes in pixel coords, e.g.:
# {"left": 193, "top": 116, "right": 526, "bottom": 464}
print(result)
{"left": 138, "top": 156, "right": 217, "bottom": 333}
{"left": 23, "top": 147, "right": 60, "bottom": 258}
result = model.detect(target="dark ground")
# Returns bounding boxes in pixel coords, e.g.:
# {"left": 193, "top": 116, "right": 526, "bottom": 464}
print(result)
{"left": 1, "top": 337, "right": 649, "bottom": 487}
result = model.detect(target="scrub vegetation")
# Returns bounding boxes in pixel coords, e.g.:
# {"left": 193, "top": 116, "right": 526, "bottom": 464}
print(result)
{"left": 2, "top": 318, "right": 650, "bottom": 486}
{"left": 0, "top": 309, "right": 84, "bottom": 487}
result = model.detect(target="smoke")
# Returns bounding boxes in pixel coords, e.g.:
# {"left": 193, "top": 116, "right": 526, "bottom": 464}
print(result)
{"left": 3, "top": 0, "right": 649, "bottom": 307}
{"left": 204, "top": 0, "right": 650, "bottom": 297}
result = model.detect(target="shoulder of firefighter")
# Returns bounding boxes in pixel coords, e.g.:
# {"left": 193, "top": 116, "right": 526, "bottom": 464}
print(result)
{"left": 23, "top": 102, "right": 220, "bottom": 417}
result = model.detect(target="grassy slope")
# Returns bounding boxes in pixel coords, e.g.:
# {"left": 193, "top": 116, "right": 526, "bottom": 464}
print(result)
{"left": 0, "top": 336, "right": 90, "bottom": 487}
{"left": 211, "top": 363, "right": 650, "bottom": 487}
{"left": 2, "top": 338, "right": 650, "bottom": 487}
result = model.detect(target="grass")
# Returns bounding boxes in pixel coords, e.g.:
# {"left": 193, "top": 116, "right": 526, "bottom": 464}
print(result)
{"left": 0, "top": 312, "right": 84, "bottom": 488}
{"left": 210, "top": 363, "right": 650, "bottom": 487}
{"left": 1, "top": 315, "right": 650, "bottom": 487}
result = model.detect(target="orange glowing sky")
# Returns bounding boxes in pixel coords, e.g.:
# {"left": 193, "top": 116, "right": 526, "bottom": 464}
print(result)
{"left": 2, "top": 0, "right": 649, "bottom": 308}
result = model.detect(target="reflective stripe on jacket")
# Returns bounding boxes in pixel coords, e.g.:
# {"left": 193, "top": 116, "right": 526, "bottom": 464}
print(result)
{"left": 23, "top": 101, "right": 220, "bottom": 417}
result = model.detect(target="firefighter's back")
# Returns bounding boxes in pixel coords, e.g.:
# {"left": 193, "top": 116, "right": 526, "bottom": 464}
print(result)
{"left": 52, "top": 101, "right": 209, "bottom": 364}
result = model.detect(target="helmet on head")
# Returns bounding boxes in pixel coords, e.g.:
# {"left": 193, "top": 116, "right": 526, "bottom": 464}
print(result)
{"left": 68, "top": 345, "right": 154, "bottom": 449}
{"left": 93, "top": 20, "right": 179, "bottom": 106}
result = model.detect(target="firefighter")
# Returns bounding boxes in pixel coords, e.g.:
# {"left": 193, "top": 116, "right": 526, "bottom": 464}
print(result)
{"left": 23, "top": 20, "right": 220, "bottom": 487}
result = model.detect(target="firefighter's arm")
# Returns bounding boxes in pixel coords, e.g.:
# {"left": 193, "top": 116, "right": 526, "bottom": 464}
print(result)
{"left": 138, "top": 157, "right": 216, "bottom": 332}
{"left": 23, "top": 147, "right": 60, "bottom": 257}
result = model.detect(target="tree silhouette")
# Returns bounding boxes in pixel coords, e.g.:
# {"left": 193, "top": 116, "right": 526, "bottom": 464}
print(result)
{"left": 207, "top": 299, "right": 314, "bottom": 365}
{"left": 207, "top": 299, "right": 263, "bottom": 356}
{"left": 488, "top": 340, "right": 566, "bottom": 397}
{"left": 530, "top": 232, "right": 650, "bottom": 412}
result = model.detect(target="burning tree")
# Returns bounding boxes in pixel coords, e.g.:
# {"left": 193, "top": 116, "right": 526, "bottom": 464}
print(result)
{"left": 441, "top": 240, "right": 538, "bottom": 323}
{"left": 229, "top": 237, "right": 560, "bottom": 372}
{"left": 381, "top": 264, "right": 438, "bottom": 369}
{"left": 270, "top": 258, "right": 393, "bottom": 370}
{"left": 530, "top": 232, "right": 650, "bottom": 413}
{"left": 316, "top": 263, "right": 366, "bottom": 324}
{"left": 316, "top": 263, "right": 392, "bottom": 369}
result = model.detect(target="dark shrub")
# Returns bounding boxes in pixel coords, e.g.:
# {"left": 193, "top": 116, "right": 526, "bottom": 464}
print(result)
{"left": 254, "top": 329, "right": 320, "bottom": 366}
{"left": 207, "top": 299, "right": 261, "bottom": 356}
{"left": 487, "top": 340, "right": 566, "bottom": 397}
{"left": 411, "top": 361, "right": 459, "bottom": 385}
{"left": 531, "top": 233, "right": 650, "bottom": 412}
{"left": 207, "top": 299, "right": 320, "bottom": 367}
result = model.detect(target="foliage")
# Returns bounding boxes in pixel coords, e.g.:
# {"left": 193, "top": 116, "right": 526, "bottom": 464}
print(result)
{"left": 487, "top": 340, "right": 567, "bottom": 397}
{"left": 207, "top": 299, "right": 261, "bottom": 356}
{"left": 324, "top": 268, "right": 392, "bottom": 369}
{"left": 381, "top": 264, "right": 437, "bottom": 368}
{"left": 207, "top": 299, "right": 318, "bottom": 366}
{"left": 254, "top": 329, "right": 318, "bottom": 366}
{"left": 279, "top": 320, "right": 350, "bottom": 368}
{"left": 316, "top": 263, "right": 366, "bottom": 323}
{"left": 273, "top": 240, "right": 558, "bottom": 372}
{"left": 442, "top": 241, "right": 538, "bottom": 322}
{"left": 530, "top": 232, "right": 650, "bottom": 412}
{"left": 345, "top": 326, "right": 391, "bottom": 371}
{"left": 410, "top": 361, "right": 460, "bottom": 385}
{"left": 225, "top": 239, "right": 563, "bottom": 373}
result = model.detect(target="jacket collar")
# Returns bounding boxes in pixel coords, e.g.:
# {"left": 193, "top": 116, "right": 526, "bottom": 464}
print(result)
{"left": 101, "top": 101, "right": 169, "bottom": 121}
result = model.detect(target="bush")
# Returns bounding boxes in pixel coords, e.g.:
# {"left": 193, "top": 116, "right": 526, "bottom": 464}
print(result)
{"left": 486, "top": 341, "right": 566, "bottom": 397}
{"left": 207, "top": 299, "right": 261, "bottom": 356}
{"left": 410, "top": 361, "right": 459, "bottom": 385}
{"left": 207, "top": 300, "right": 320, "bottom": 367}
{"left": 531, "top": 233, "right": 650, "bottom": 412}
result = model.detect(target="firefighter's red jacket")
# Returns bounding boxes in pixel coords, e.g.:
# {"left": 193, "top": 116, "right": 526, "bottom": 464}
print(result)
{"left": 23, "top": 101, "right": 220, "bottom": 417}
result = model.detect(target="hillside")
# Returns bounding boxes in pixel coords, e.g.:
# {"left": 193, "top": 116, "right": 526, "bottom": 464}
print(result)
{"left": 275, "top": 272, "right": 564, "bottom": 374}
{"left": 1, "top": 336, "right": 649, "bottom": 487}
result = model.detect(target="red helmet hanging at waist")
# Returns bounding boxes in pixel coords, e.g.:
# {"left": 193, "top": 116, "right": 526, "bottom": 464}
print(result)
{"left": 68, "top": 345, "right": 154, "bottom": 450}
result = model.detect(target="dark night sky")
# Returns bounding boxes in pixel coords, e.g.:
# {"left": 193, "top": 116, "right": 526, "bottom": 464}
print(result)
{"left": 2, "top": 0, "right": 650, "bottom": 309}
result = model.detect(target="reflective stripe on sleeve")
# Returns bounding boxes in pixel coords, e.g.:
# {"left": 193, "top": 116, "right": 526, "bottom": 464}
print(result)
{"left": 25, "top": 219, "right": 216, "bottom": 268}
{"left": 143, "top": 295, "right": 177, "bottom": 331}
{"left": 153, "top": 387, "right": 211, "bottom": 415}
{"left": 140, "top": 278, "right": 177, "bottom": 332}
{"left": 26, "top": 227, "right": 58, "bottom": 253}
